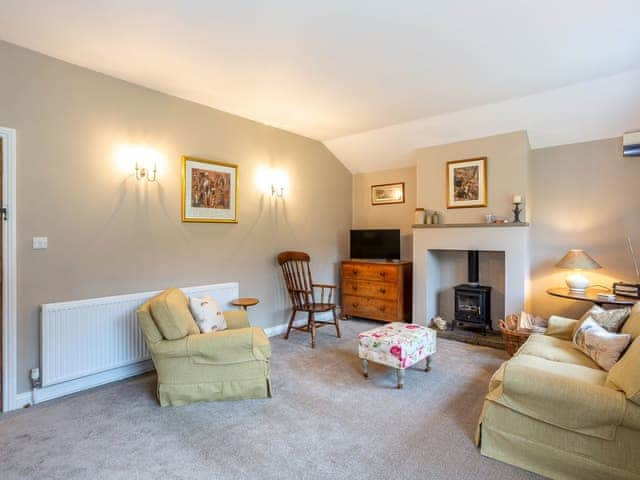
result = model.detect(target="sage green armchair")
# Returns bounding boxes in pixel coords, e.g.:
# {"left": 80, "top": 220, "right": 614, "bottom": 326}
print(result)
{"left": 137, "top": 288, "right": 272, "bottom": 407}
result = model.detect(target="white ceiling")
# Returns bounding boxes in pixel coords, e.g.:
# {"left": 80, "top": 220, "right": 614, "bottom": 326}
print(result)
{"left": 1, "top": 0, "right": 639, "bottom": 143}
{"left": 326, "top": 69, "right": 640, "bottom": 173}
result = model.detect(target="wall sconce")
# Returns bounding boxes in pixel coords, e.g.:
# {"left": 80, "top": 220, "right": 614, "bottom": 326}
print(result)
{"left": 115, "top": 144, "right": 162, "bottom": 182}
{"left": 135, "top": 161, "right": 157, "bottom": 182}
{"left": 255, "top": 167, "right": 288, "bottom": 198}
{"left": 271, "top": 184, "right": 284, "bottom": 197}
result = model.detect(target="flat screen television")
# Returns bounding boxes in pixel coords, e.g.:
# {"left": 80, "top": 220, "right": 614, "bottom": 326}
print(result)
{"left": 350, "top": 229, "right": 400, "bottom": 260}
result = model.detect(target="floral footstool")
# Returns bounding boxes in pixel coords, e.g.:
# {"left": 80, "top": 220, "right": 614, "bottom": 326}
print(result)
{"left": 357, "top": 322, "right": 436, "bottom": 389}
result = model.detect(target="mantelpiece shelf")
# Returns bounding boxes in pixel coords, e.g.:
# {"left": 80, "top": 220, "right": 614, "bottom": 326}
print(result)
{"left": 412, "top": 223, "right": 530, "bottom": 229}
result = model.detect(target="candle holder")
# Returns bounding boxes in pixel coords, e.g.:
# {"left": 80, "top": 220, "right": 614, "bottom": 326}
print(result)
{"left": 512, "top": 202, "right": 523, "bottom": 223}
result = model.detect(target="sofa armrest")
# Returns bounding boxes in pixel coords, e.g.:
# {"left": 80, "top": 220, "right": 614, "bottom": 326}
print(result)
{"left": 187, "top": 327, "right": 267, "bottom": 364}
{"left": 501, "top": 359, "right": 626, "bottom": 439}
{"left": 223, "top": 310, "right": 251, "bottom": 330}
{"left": 545, "top": 315, "right": 579, "bottom": 340}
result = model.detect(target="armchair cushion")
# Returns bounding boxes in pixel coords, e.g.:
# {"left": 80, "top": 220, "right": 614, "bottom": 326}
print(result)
{"left": 607, "top": 337, "right": 640, "bottom": 405}
{"left": 149, "top": 288, "right": 200, "bottom": 340}
{"left": 187, "top": 327, "right": 271, "bottom": 365}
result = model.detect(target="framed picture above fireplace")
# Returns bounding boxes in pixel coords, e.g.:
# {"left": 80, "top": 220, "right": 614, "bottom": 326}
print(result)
{"left": 446, "top": 157, "right": 487, "bottom": 209}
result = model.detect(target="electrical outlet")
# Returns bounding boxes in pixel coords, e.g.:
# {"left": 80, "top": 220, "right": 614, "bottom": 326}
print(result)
{"left": 32, "top": 237, "right": 48, "bottom": 249}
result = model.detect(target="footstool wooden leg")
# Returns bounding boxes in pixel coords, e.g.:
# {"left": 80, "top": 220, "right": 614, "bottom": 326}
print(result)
{"left": 397, "top": 368, "right": 405, "bottom": 389}
{"left": 425, "top": 355, "right": 432, "bottom": 372}
{"left": 361, "top": 358, "right": 369, "bottom": 378}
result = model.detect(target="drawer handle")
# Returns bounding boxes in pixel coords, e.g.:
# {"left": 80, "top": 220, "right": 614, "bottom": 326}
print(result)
{"left": 379, "top": 306, "right": 386, "bottom": 312}
{"left": 379, "top": 288, "right": 386, "bottom": 294}
{"left": 351, "top": 285, "right": 358, "bottom": 291}
{"left": 379, "top": 272, "right": 386, "bottom": 277}
{"left": 352, "top": 303, "right": 359, "bottom": 308}
{"left": 353, "top": 270, "right": 358, "bottom": 275}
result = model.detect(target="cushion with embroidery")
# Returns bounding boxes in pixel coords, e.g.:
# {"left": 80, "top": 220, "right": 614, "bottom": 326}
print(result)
{"left": 573, "top": 317, "right": 631, "bottom": 371}
{"left": 189, "top": 295, "right": 227, "bottom": 333}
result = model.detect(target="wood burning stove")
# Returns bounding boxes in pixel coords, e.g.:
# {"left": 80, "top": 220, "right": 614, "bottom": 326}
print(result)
{"left": 453, "top": 251, "right": 492, "bottom": 333}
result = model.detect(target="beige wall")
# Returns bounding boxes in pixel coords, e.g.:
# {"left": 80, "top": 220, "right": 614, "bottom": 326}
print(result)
{"left": 352, "top": 166, "right": 415, "bottom": 259}
{"left": 0, "top": 41, "right": 352, "bottom": 393}
{"left": 353, "top": 133, "right": 640, "bottom": 325}
{"left": 529, "top": 137, "right": 640, "bottom": 319}
{"left": 415, "top": 131, "right": 531, "bottom": 224}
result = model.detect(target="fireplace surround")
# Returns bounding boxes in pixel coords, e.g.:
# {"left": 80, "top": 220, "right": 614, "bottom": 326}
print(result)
{"left": 412, "top": 223, "right": 530, "bottom": 328}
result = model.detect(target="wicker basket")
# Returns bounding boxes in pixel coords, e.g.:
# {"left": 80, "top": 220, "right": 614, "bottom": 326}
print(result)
{"left": 498, "top": 319, "right": 531, "bottom": 357}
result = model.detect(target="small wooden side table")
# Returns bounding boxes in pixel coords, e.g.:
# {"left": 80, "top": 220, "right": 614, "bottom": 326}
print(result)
{"left": 231, "top": 298, "right": 260, "bottom": 311}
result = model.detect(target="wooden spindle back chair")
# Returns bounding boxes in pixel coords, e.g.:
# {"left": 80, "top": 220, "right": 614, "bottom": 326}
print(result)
{"left": 277, "top": 251, "right": 341, "bottom": 348}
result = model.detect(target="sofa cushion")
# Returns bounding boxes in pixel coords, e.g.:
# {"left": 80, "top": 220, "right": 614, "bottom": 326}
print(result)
{"left": 499, "top": 354, "right": 625, "bottom": 440}
{"left": 607, "top": 337, "right": 640, "bottom": 406}
{"left": 545, "top": 315, "right": 579, "bottom": 341}
{"left": 149, "top": 288, "right": 200, "bottom": 340}
{"left": 573, "top": 318, "right": 631, "bottom": 371}
{"left": 621, "top": 303, "right": 640, "bottom": 340}
{"left": 518, "top": 333, "right": 600, "bottom": 369}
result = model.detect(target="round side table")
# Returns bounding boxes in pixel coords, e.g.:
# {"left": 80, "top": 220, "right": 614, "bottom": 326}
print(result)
{"left": 231, "top": 297, "right": 260, "bottom": 311}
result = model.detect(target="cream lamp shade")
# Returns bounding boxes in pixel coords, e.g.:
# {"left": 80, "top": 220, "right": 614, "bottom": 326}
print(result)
{"left": 555, "top": 249, "right": 602, "bottom": 293}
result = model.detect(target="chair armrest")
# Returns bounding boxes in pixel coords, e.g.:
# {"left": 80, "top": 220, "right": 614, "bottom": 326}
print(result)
{"left": 545, "top": 315, "right": 579, "bottom": 340}
{"left": 149, "top": 338, "right": 188, "bottom": 359}
{"left": 187, "top": 327, "right": 267, "bottom": 364}
{"left": 313, "top": 283, "right": 336, "bottom": 289}
{"left": 223, "top": 310, "right": 250, "bottom": 329}
{"left": 312, "top": 284, "right": 336, "bottom": 304}
{"left": 501, "top": 358, "right": 626, "bottom": 438}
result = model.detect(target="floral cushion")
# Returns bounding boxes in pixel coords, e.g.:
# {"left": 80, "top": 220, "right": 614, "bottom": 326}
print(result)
{"left": 358, "top": 322, "right": 436, "bottom": 369}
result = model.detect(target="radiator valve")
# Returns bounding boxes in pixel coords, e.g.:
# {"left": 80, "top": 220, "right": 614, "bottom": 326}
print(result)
{"left": 30, "top": 368, "right": 41, "bottom": 389}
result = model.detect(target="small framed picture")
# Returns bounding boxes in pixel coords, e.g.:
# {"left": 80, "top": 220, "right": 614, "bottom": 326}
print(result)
{"left": 371, "top": 182, "right": 405, "bottom": 205}
{"left": 182, "top": 156, "right": 238, "bottom": 223}
{"left": 446, "top": 157, "right": 487, "bottom": 209}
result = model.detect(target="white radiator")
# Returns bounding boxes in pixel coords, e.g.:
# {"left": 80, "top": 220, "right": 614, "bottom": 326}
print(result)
{"left": 40, "top": 282, "right": 239, "bottom": 388}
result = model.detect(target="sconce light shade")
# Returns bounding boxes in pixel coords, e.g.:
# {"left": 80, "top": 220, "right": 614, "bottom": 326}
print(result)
{"left": 555, "top": 249, "right": 602, "bottom": 293}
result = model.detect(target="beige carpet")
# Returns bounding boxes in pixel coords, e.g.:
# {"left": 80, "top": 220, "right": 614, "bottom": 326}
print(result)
{"left": 0, "top": 320, "right": 543, "bottom": 480}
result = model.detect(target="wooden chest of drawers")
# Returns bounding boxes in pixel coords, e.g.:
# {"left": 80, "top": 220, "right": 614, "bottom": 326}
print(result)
{"left": 341, "top": 260, "right": 412, "bottom": 323}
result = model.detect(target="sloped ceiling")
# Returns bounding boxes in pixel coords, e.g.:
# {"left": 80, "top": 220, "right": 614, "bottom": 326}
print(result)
{"left": 1, "top": 1, "right": 639, "bottom": 171}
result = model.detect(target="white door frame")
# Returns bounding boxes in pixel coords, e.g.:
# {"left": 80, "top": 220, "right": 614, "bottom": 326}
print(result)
{"left": 0, "top": 127, "right": 18, "bottom": 412}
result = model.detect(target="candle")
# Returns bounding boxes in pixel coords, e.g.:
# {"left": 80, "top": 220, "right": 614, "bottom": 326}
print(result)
{"left": 512, "top": 195, "right": 522, "bottom": 203}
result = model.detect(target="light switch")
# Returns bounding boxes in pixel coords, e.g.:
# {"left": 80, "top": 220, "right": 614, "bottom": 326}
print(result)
{"left": 33, "top": 237, "right": 48, "bottom": 249}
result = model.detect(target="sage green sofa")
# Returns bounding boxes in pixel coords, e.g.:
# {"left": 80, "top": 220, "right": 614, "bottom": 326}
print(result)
{"left": 477, "top": 304, "right": 640, "bottom": 480}
{"left": 137, "top": 288, "right": 272, "bottom": 406}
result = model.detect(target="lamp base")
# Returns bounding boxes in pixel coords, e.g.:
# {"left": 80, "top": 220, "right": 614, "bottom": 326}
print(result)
{"left": 565, "top": 272, "right": 590, "bottom": 293}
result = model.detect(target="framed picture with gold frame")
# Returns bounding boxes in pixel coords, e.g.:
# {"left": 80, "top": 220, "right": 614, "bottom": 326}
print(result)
{"left": 181, "top": 156, "right": 238, "bottom": 223}
{"left": 371, "top": 182, "right": 405, "bottom": 205}
{"left": 446, "top": 157, "right": 487, "bottom": 209}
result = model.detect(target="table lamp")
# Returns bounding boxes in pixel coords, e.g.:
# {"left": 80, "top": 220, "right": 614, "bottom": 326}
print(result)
{"left": 555, "top": 249, "right": 602, "bottom": 293}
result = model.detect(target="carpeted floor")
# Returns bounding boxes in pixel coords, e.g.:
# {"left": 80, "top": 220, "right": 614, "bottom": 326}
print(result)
{"left": 0, "top": 320, "right": 544, "bottom": 480}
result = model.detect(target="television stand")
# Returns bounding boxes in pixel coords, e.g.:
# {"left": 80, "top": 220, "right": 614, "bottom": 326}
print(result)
{"left": 341, "top": 260, "right": 412, "bottom": 322}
